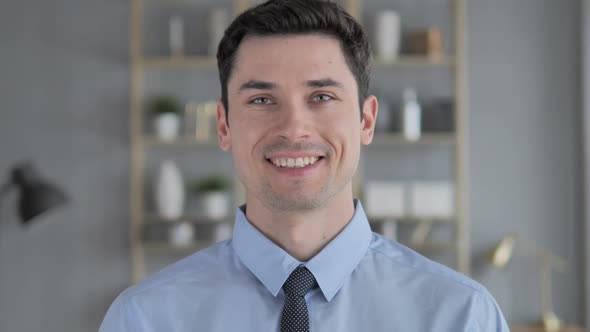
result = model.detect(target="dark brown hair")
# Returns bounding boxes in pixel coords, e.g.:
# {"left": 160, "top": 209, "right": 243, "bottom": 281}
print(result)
{"left": 216, "top": 0, "right": 371, "bottom": 118}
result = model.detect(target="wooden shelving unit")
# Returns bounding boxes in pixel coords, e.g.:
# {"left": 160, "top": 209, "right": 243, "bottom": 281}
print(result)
{"left": 129, "top": 0, "right": 469, "bottom": 282}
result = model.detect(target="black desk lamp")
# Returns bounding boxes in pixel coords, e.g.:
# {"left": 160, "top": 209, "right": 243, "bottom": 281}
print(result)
{"left": 0, "top": 162, "right": 68, "bottom": 224}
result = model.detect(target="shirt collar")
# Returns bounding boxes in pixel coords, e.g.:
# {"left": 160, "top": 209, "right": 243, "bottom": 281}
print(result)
{"left": 231, "top": 200, "right": 372, "bottom": 302}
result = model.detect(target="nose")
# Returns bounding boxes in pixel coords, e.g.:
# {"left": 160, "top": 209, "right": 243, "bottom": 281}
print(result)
{"left": 276, "top": 101, "right": 312, "bottom": 141}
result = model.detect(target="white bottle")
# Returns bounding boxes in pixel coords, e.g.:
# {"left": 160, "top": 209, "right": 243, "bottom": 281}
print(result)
{"left": 375, "top": 11, "right": 401, "bottom": 60}
{"left": 209, "top": 8, "right": 230, "bottom": 56}
{"left": 402, "top": 88, "right": 422, "bottom": 142}
{"left": 169, "top": 16, "right": 184, "bottom": 57}
{"left": 155, "top": 160, "right": 185, "bottom": 220}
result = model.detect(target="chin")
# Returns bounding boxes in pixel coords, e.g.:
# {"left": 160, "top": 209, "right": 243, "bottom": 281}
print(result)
{"left": 262, "top": 192, "right": 326, "bottom": 212}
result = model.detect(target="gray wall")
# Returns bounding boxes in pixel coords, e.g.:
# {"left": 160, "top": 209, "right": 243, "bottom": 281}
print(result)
{"left": 0, "top": 1, "right": 131, "bottom": 331}
{"left": 0, "top": 0, "right": 585, "bottom": 331}
{"left": 467, "top": 0, "right": 585, "bottom": 326}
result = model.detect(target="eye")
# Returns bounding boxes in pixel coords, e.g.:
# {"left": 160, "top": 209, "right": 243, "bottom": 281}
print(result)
{"left": 311, "top": 94, "right": 334, "bottom": 103}
{"left": 250, "top": 97, "right": 273, "bottom": 105}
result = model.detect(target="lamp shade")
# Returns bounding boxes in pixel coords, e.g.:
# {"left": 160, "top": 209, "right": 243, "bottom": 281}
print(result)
{"left": 11, "top": 163, "right": 67, "bottom": 224}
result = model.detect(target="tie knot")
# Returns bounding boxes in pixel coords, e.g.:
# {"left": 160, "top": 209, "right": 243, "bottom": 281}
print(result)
{"left": 282, "top": 267, "right": 317, "bottom": 297}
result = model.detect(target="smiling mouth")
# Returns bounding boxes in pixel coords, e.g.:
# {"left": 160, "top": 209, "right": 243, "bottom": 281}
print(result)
{"left": 266, "top": 156, "right": 324, "bottom": 168}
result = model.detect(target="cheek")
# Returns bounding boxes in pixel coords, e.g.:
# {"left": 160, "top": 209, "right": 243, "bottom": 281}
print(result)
{"left": 229, "top": 120, "right": 263, "bottom": 159}
{"left": 326, "top": 112, "right": 361, "bottom": 143}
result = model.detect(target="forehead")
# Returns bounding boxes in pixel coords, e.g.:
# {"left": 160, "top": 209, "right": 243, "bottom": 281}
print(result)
{"left": 228, "top": 34, "right": 355, "bottom": 89}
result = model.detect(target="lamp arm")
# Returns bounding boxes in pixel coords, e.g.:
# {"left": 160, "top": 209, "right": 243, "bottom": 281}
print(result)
{"left": 516, "top": 236, "right": 568, "bottom": 271}
{"left": 540, "top": 256, "right": 553, "bottom": 314}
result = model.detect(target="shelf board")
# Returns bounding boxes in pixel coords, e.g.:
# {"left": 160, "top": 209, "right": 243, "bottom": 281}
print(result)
{"left": 144, "top": 133, "right": 454, "bottom": 147}
{"left": 370, "top": 216, "right": 456, "bottom": 224}
{"left": 144, "top": 136, "right": 219, "bottom": 147}
{"left": 142, "top": 239, "right": 452, "bottom": 255}
{"left": 370, "top": 132, "right": 455, "bottom": 146}
{"left": 137, "top": 55, "right": 453, "bottom": 69}
{"left": 142, "top": 241, "right": 214, "bottom": 254}
{"left": 373, "top": 55, "right": 454, "bottom": 67}
{"left": 144, "top": 215, "right": 234, "bottom": 225}
{"left": 403, "top": 241, "right": 454, "bottom": 253}
{"left": 140, "top": 56, "right": 216, "bottom": 69}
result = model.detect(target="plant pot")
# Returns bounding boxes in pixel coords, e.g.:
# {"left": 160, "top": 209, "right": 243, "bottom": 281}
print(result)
{"left": 199, "top": 191, "right": 230, "bottom": 220}
{"left": 214, "top": 223, "right": 232, "bottom": 243}
{"left": 169, "top": 222, "right": 194, "bottom": 246}
{"left": 154, "top": 113, "right": 180, "bottom": 141}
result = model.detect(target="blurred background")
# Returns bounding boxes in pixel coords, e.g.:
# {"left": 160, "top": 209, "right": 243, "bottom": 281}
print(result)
{"left": 0, "top": 0, "right": 588, "bottom": 331}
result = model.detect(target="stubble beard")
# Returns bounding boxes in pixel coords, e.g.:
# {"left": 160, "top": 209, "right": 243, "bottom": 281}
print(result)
{"left": 257, "top": 172, "right": 353, "bottom": 213}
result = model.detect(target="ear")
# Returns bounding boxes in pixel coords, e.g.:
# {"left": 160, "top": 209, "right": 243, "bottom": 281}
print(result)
{"left": 360, "top": 95, "right": 378, "bottom": 145}
{"left": 217, "top": 100, "right": 232, "bottom": 151}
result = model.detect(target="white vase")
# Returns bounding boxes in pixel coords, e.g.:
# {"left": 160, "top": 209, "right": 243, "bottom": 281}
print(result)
{"left": 154, "top": 113, "right": 180, "bottom": 141}
{"left": 155, "top": 160, "right": 185, "bottom": 220}
{"left": 199, "top": 191, "right": 230, "bottom": 220}
{"left": 375, "top": 11, "right": 401, "bottom": 60}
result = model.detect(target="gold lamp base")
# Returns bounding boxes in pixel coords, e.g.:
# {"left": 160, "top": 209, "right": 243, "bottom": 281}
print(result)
{"left": 541, "top": 311, "right": 561, "bottom": 332}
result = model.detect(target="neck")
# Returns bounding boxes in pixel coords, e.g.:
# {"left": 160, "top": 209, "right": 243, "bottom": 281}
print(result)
{"left": 245, "top": 188, "right": 356, "bottom": 262}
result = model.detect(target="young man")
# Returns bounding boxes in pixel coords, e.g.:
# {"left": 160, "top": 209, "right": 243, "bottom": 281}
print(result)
{"left": 100, "top": 0, "right": 509, "bottom": 331}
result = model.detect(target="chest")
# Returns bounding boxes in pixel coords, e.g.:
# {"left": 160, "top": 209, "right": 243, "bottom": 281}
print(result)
{"left": 141, "top": 285, "right": 471, "bottom": 332}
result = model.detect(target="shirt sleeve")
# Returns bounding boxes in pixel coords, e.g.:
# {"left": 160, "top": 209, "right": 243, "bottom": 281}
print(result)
{"left": 99, "top": 294, "right": 141, "bottom": 332}
{"left": 468, "top": 288, "right": 511, "bottom": 332}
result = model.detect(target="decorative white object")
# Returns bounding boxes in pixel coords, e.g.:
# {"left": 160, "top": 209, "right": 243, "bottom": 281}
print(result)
{"left": 194, "top": 101, "right": 217, "bottom": 142}
{"left": 409, "top": 181, "right": 454, "bottom": 218}
{"left": 402, "top": 88, "right": 422, "bottom": 142}
{"left": 199, "top": 191, "right": 230, "bottom": 220}
{"left": 375, "top": 11, "right": 401, "bottom": 60}
{"left": 169, "top": 15, "right": 184, "bottom": 56}
{"left": 381, "top": 220, "right": 397, "bottom": 240}
{"left": 208, "top": 8, "right": 230, "bottom": 56}
{"left": 170, "top": 222, "right": 194, "bottom": 246}
{"left": 214, "top": 223, "right": 233, "bottom": 243}
{"left": 154, "top": 113, "right": 180, "bottom": 141}
{"left": 365, "top": 181, "right": 405, "bottom": 218}
{"left": 155, "top": 160, "right": 185, "bottom": 220}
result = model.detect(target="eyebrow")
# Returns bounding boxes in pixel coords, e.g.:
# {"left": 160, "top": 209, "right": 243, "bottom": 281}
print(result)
{"left": 239, "top": 80, "right": 276, "bottom": 92}
{"left": 306, "top": 78, "right": 344, "bottom": 89}
{"left": 238, "top": 78, "right": 345, "bottom": 93}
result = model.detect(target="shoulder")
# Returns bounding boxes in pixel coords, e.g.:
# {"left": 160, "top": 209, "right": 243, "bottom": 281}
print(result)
{"left": 366, "top": 233, "right": 483, "bottom": 293}
{"left": 99, "top": 240, "right": 240, "bottom": 331}
{"left": 363, "top": 233, "right": 509, "bottom": 331}
{"left": 117, "top": 240, "right": 235, "bottom": 304}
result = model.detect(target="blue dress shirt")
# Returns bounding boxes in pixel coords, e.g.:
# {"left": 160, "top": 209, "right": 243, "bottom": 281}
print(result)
{"left": 100, "top": 201, "right": 509, "bottom": 331}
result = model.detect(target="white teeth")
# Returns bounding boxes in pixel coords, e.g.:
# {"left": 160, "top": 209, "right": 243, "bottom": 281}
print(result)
{"left": 270, "top": 156, "right": 320, "bottom": 168}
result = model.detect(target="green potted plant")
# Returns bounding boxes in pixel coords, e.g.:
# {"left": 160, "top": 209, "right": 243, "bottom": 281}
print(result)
{"left": 188, "top": 173, "right": 233, "bottom": 220}
{"left": 149, "top": 95, "right": 182, "bottom": 140}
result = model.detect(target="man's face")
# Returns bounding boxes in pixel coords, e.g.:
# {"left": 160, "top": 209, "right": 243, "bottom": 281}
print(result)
{"left": 217, "top": 34, "right": 376, "bottom": 212}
